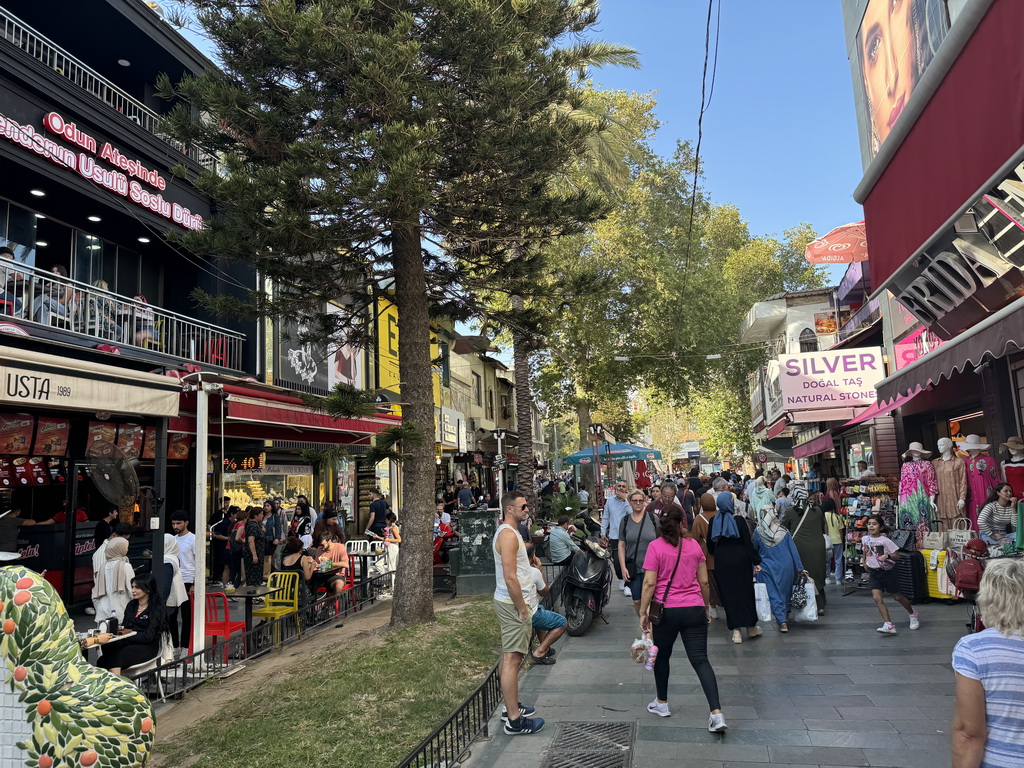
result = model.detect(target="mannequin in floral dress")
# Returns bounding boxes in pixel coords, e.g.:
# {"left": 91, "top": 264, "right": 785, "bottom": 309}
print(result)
{"left": 963, "top": 434, "right": 1001, "bottom": 531}
{"left": 932, "top": 437, "right": 967, "bottom": 530}
{"left": 898, "top": 442, "right": 937, "bottom": 530}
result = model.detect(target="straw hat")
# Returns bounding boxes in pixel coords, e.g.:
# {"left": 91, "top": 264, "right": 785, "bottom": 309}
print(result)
{"left": 960, "top": 434, "right": 990, "bottom": 451}
{"left": 902, "top": 442, "right": 932, "bottom": 459}
{"left": 999, "top": 436, "right": 1024, "bottom": 453}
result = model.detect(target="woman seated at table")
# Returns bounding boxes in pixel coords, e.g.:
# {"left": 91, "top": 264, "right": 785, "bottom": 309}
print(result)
{"left": 84, "top": 575, "right": 167, "bottom": 676}
{"left": 91, "top": 537, "right": 134, "bottom": 627}
{"left": 314, "top": 531, "right": 350, "bottom": 594}
{"left": 276, "top": 535, "right": 315, "bottom": 606}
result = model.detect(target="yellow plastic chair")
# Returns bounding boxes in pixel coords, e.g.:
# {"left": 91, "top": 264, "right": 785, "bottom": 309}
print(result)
{"left": 251, "top": 571, "right": 301, "bottom": 647}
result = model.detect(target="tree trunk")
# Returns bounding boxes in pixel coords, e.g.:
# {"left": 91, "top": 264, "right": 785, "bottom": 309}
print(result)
{"left": 576, "top": 399, "right": 591, "bottom": 446}
{"left": 510, "top": 294, "right": 538, "bottom": 512}
{"left": 389, "top": 221, "right": 435, "bottom": 629}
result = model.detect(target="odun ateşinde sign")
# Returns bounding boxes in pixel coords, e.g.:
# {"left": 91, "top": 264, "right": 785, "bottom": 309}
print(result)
{"left": 779, "top": 348, "right": 884, "bottom": 413}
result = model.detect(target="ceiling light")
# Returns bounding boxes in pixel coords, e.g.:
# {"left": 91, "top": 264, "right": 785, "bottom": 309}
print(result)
{"left": 30, "top": 189, "right": 45, "bottom": 197}
{"left": 88, "top": 245, "right": 101, "bottom": 250}
{"left": 34, "top": 214, "right": 46, "bottom": 219}
{"left": 88, "top": 216, "right": 101, "bottom": 222}
{"left": 137, "top": 237, "right": 151, "bottom": 243}
{"left": 117, "top": 59, "right": 131, "bottom": 67}
{"left": 36, "top": 241, "right": 48, "bottom": 247}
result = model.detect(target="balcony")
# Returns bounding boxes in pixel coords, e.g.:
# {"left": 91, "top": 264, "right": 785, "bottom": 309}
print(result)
{"left": 0, "top": 260, "right": 244, "bottom": 370}
{"left": 0, "top": 7, "right": 217, "bottom": 171}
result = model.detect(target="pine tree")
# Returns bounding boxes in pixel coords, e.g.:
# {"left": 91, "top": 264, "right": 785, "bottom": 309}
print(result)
{"left": 158, "top": 0, "right": 628, "bottom": 628}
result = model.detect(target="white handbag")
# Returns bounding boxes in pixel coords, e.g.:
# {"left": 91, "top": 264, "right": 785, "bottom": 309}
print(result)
{"left": 791, "top": 578, "right": 818, "bottom": 622}
{"left": 947, "top": 517, "right": 976, "bottom": 548}
{"left": 754, "top": 580, "right": 772, "bottom": 623}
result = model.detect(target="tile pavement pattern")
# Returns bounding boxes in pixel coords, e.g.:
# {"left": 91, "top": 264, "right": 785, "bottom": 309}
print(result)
{"left": 460, "top": 582, "right": 967, "bottom": 767}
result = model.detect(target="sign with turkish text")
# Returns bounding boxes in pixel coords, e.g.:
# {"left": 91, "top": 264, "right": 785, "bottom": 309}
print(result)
{"left": 32, "top": 417, "right": 70, "bottom": 456}
{"left": 779, "top": 347, "right": 885, "bottom": 413}
{"left": 0, "top": 413, "right": 34, "bottom": 455}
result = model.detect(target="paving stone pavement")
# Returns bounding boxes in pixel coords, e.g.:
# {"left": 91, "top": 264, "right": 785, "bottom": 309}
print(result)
{"left": 459, "top": 580, "right": 967, "bottom": 767}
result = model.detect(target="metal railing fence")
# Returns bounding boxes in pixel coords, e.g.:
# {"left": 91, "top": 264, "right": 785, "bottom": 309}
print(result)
{"left": 1, "top": 260, "right": 244, "bottom": 370}
{"left": 0, "top": 7, "right": 218, "bottom": 171}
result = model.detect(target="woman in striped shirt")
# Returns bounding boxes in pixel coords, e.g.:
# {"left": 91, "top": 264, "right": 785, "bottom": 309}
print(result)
{"left": 977, "top": 483, "right": 1017, "bottom": 547}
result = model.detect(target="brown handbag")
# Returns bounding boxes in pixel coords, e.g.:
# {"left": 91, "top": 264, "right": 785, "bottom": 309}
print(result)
{"left": 648, "top": 541, "right": 684, "bottom": 626}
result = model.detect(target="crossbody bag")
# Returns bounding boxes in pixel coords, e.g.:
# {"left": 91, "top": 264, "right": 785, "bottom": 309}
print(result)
{"left": 622, "top": 511, "right": 655, "bottom": 576}
{"left": 648, "top": 541, "right": 683, "bottom": 626}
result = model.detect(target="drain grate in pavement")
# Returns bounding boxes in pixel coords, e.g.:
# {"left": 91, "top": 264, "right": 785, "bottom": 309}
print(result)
{"left": 540, "top": 722, "right": 634, "bottom": 768}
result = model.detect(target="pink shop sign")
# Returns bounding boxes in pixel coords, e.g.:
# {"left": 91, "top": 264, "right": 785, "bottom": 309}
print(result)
{"left": 893, "top": 326, "right": 945, "bottom": 371}
{"left": 779, "top": 347, "right": 885, "bottom": 413}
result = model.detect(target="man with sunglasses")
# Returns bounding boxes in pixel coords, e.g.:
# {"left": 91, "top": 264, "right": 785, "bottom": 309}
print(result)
{"left": 600, "top": 481, "right": 633, "bottom": 596}
{"left": 493, "top": 491, "right": 544, "bottom": 735}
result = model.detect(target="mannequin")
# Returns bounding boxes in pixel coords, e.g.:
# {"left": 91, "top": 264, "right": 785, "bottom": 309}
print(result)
{"left": 1000, "top": 436, "right": 1024, "bottom": 500}
{"left": 932, "top": 438, "right": 967, "bottom": 530}
{"left": 898, "top": 442, "right": 937, "bottom": 529}
{"left": 963, "top": 434, "right": 1000, "bottom": 530}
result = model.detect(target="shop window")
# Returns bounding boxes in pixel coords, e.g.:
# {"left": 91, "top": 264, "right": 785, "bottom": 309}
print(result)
{"left": 139, "top": 259, "right": 162, "bottom": 308}
{"left": 799, "top": 328, "right": 818, "bottom": 353}
{"left": 117, "top": 247, "right": 140, "bottom": 297}
{"left": 4, "top": 203, "right": 38, "bottom": 267}
{"left": 487, "top": 388, "right": 495, "bottom": 420}
{"left": 33, "top": 218, "right": 74, "bottom": 274}
{"left": 438, "top": 342, "right": 451, "bottom": 387}
{"left": 472, "top": 372, "right": 482, "bottom": 406}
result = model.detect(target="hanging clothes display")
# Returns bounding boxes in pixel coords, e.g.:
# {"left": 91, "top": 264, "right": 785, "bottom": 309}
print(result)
{"left": 898, "top": 459, "right": 937, "bottom": 529}
{"left": 1003, "top": 459, "right": 1024, "bottom": 501}
{"left": 932, "top": 455, "right": 967, "bottom": 530}
{"left": 965, "top": 454, "right": 1002, "bottom": 530}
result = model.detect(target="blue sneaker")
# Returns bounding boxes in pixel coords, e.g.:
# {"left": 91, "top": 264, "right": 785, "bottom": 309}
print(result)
{"left": 501, "top": 703, "right": 536, "bottom": 723}
{"left": 504, "top": 715, "right": 545, "bottom": 735}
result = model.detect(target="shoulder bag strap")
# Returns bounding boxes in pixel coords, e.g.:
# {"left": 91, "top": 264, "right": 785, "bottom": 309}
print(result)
{"left": 793, "top": 508, "right": 810, "bottom": 538}
{"left": 661, "top": 541, "right": 684, "bottom": 604}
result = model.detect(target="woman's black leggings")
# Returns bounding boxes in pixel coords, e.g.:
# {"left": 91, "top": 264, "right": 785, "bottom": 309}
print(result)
{"left": 652, "top": 606, "right": 720, "bottom": 711}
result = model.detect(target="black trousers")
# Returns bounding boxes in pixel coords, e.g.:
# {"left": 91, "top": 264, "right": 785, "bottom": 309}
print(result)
{"left": 168, "top": 583, "right": 193, "bottom": 649}
{"left": 608, "top": 540, "right": 622, "bottom": 581}
{"left": 652, "top": 605, "right": 720, "bottom": 711}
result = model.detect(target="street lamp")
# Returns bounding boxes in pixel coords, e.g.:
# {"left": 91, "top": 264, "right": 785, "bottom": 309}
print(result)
{"left": 491, "top": 428, "right": 509, "bottom": 496}
{"left": 587, "top": 423, "right": 605, "bottom": 499}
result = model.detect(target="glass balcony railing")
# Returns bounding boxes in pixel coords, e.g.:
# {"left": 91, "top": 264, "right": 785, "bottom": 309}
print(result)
{"left": 0, "top": 7, "right": 217, "bottom": 171}
{"left": 0, "top": 259, "right": 244, "bottom": 370}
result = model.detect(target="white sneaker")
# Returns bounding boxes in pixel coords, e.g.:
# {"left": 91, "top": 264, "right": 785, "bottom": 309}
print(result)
{"left": 824, "top": 577, "right": 834, "bottom": 585}
{"left": 708, "top": 712, "right": 728, "bottom": 732}
{"left": 623, "top": 586, "right": 632, "bottom": 597}
{"left": 876, "top": 622, "right": 897, "bottom": 635}
{"left": 647, "top": 700, "right": 671, "bottom": 717}
{"left": 84, "top": 607, "right": 96, "bottom": 615}
{"left": 709, "top": 606, "right": 718, "bottom": 619}
{"left": 909, "top": 611, "right": 920, "bottom": 630}
{"left": 619, "top": 581, "right": 626, "bottom": 591}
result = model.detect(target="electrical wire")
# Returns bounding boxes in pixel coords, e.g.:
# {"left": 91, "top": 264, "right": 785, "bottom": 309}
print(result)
{"left": 680, "top": 0, "right": 722, "bottom": 293}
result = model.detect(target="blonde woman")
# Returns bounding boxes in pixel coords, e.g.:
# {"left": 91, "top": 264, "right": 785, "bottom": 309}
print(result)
{"left": 952, "top": 559, "right": 1024, "bottom": 767}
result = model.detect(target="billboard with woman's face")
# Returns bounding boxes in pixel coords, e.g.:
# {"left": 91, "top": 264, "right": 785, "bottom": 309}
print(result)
{"left": 849, "top": 0, "right": 952, "bottom": 165}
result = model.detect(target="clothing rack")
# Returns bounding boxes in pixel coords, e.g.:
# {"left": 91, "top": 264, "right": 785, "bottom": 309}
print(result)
{"left": 839, "top": 475, "right": 897, "bottom": 597}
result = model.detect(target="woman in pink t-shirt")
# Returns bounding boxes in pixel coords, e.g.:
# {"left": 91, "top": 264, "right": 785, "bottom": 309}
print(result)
{"left": 640, "top": 504, "right": 726, "bottom": 732}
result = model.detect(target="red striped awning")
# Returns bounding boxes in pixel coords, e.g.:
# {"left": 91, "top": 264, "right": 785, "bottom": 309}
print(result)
{"left": 793, "top": 431, "right": 835, "bottom": 459}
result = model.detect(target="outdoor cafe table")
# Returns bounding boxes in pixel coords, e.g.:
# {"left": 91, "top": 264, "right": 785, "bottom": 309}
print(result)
{"left": 234, "top": 584, "right": 285, "bottom": 632}
{"left": 309, "top": 565, "right": 344, "bottom": 593}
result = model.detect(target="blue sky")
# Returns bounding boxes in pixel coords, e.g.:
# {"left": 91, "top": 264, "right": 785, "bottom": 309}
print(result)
{"left": 588, "top": 0, "right": 863, "bottom": 283}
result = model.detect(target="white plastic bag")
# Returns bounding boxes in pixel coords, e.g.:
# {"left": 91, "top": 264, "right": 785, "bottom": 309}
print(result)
{"left": 630, "top": 635, "right": 652, "bottom": 664}
{"left": 754, "top": 580, "right": 772, "bottom": 623}
{"left": 791, "top": 578, "right": 818, "bottom": 622}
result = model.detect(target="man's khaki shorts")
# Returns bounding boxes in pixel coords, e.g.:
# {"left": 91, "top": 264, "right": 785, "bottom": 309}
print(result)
{"left": 493, "top": 599, "right": 531, "bottom": 655}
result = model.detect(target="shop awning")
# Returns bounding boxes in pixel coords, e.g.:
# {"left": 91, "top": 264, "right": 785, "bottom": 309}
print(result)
{"left": 766, "top": 419, "right": 788, "bottom": 440}
{"left": 0, "top": 345, "right": 180, "bottom": 417}
{"left": 564, "top": 442, "right": 663, "bottom": 466}
{"left": 876, "top": 294, "right": 1024, "bottom": 403}
{"left": 842, "top": 389, "right": 920, "bottom": 428}
{"left": 177, "top": 379, "right": 400, "bottom": 443}
{"left": 793, "top": 431, "right": 835, "bottom": 459}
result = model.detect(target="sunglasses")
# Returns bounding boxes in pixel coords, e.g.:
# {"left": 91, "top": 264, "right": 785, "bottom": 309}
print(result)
{"left": 629, "top": 498, "right": 645, "bottom": 503}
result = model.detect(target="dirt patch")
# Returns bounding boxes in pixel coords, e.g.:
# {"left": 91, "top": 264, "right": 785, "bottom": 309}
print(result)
{"left": 151, "top": 596, "right": 476, "bottom": 755}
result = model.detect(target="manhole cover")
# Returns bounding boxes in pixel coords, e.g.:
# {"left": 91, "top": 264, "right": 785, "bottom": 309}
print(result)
{"left": 540, "top": 722, "right": 634, "bottom": 768}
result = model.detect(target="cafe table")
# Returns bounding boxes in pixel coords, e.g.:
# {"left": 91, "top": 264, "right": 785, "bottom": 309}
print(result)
{"left": 233, "top": 584, "right": 285, "bottom": 632}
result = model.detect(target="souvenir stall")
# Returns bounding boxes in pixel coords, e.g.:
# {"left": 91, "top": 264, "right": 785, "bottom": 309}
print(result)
{"left": 839, "top": 473, "right": 898, "bottom": 596}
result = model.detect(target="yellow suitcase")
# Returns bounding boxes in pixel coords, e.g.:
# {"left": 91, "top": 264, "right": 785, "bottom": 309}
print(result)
{"left": 921, "top": 549, "right": 958, "bottom": 601}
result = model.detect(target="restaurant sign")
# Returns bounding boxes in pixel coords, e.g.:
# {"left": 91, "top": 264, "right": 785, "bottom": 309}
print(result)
{"left": 779, "top": 347, "right": 885, "bottom": 413}
{"left": 0, "top": 110, "right": 204, "bottom": 230}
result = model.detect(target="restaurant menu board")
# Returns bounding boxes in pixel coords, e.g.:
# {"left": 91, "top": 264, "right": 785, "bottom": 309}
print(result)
{"left": 0, "top": 458, "right": 11, "bottom": 487}
{"left": 11, "top": 456, "right": 48, "bottom": 486}
{"left": 32, "top": 417, "right": 70, "bottom": 456}
{"left": 117, "top": 423, "right": 144, "bottom": 458}
{"left": 356, "top": 460, "right": 377, "bottom": 531}
{"left": 169, "top": 433, "right": 191, "bottom": 461}
{"left": 142, "top": 427, "right": 157, "bottom": 460}
{"left": 87, "top": 421, "right": 116, "bottom": 447}
{"left": 0, "top": 413, "right": 34, "bottom": 455}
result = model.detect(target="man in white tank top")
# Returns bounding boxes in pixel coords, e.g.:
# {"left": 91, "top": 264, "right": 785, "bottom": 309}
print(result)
{"left": 493, "top": 491, "right": 544, "bottom": 735}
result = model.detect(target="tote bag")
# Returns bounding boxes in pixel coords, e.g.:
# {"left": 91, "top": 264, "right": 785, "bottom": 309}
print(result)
{"left": 754, "top": 577, "right": 772, "bottom": 623}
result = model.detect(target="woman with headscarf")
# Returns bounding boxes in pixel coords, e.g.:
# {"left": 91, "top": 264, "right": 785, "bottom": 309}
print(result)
{"left": 91, "top": 537, "right": 135, "bottom": 628}
{"left": 752, "top": 491, "right": 806, "bottom": 632}
{"left": 161, "top": 533, "right": 189, "bottom": 648}
{"left": 749, "top": 477, "right": 777, "bottom": 516}
{"left": 782, "top": 483, "right": 828, "bottom": 616}
{"left": 690, "top": 494, "right": 722, "bottom": 619}
{"left": 707, "top": 494, "right": 763, "bottom": 643}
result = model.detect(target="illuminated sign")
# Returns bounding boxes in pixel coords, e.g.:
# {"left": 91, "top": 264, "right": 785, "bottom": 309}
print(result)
{"left": 223, "top": 453, "right": 266, "bottom": 472}
{"left": 0, "top": 110, "right": 204, "bottom": 231}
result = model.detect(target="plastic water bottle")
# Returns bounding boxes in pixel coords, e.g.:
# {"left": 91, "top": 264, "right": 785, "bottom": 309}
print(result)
{"left": 645, "top": 645, "right": 658, "bottom": 670}
{"left": 107, "top": 609, "right": 118, "bottom": 634}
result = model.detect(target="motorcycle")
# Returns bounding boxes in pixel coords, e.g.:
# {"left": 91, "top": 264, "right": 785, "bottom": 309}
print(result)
{"left": 562, "top": 537, "right": 612, "bottom": 636}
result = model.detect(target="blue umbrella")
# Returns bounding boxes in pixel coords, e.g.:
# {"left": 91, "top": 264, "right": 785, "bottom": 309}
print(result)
{"left": 564, "top": 442, "right": 663, "bottom": 466}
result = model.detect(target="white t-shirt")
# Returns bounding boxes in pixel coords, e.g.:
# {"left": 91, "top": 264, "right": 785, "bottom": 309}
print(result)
{"left": 528, "top": 566, "right": 546, "bottom": 612}
{"left": 176, "top": 531, "right": 197, "bottom": 583}
{"left": 579, "top": 489, "right": 590, "bottom": 504}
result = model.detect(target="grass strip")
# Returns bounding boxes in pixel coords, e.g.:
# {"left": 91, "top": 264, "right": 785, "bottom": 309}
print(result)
{"left": 156, "top": 596, "right": 500, "bottom": 768}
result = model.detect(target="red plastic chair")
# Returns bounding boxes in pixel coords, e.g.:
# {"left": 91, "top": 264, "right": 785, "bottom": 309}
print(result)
{"left": 188, "top": 592, "right": 246, "bottom": 661}
{"left": 339, "top": 565, "right": 358, "bottom": 613}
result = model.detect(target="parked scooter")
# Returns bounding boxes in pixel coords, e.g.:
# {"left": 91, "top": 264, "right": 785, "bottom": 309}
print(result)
{"left": 562, "top": 537, "right": 612, "bottom": 636}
